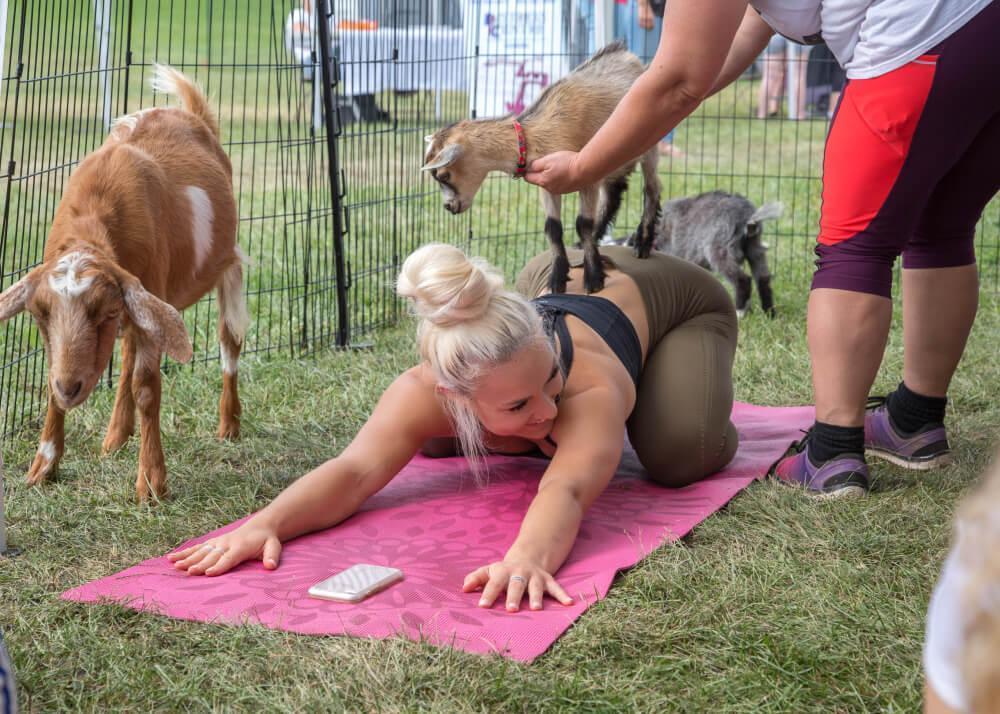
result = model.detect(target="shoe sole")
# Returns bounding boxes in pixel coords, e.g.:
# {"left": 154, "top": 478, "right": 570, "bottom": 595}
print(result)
{"left": 816, "top": 484, "right": 867, "bottom": 500}
{"left": 772, "top": 476, "right": 868, "bottom": 499}
{"left": 865, "top": 447, "right": 954, "bottom": 471}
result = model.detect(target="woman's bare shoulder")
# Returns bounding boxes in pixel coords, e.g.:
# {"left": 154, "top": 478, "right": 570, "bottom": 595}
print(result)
{"left": 379, "top": 364, "right": 451, "bottom": 434}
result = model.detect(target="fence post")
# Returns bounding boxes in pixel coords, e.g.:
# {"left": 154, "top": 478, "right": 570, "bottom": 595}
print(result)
{"left": 0, "top": 12, "right": 5, "bottom": 523}
{"left": 0, "top": 453, "right": 6, "bottom": 555}
{"left": 594, "top": 0, "right": 614, "bottom": 49}
{"left": 314, "top": 0, "right": 351, "bottom": 347}
{"left": 94, "top": 0, "right": 113, "bottom": 130}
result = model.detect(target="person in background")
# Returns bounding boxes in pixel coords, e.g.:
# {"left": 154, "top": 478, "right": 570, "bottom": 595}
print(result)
{"left": 617, "top": 0, "right": 684, "bottom": 157}
{"left": 755, "top": 33, "right": 811, "bottom": 119}
{"left": 284, "top": 1, "right": 390, "bottom": 122}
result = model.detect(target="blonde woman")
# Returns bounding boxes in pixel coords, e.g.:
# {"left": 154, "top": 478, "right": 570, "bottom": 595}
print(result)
{"left": 925, "top": 448, "right": 1000, "bottom": 714}
{"left": 171, "top": 245, "right": 737, "bottom": 610}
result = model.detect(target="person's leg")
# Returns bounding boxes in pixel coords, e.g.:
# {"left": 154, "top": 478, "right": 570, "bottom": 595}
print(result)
{"left": 902, "top": 265, "right": 979, "bottom": 399}
{"left": 809, "top": 289, "right": 891, "bottom": 428}
{"left": 900, "top": 110, "right": 999, "bottom": 398}
{"left": 757, "top": 38, "right": 786, "bottom": 118}
{"left": 627, "top": 263, "right": 738, "bottom": 486}
{"left": 795, "top": 45, "right": 811, "bottom": 118}
{"left": 863, "top": 110, "right": 999, "bottom": 468}
{"left": 629, "top": 312, "right": 738, "bottom": 486}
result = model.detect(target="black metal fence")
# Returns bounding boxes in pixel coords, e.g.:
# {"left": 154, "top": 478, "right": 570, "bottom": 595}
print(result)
{"left": 1, "top": 0, "right": 997, "bottom": 440}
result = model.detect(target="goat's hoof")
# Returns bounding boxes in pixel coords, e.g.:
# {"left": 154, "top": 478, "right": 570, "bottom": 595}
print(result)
{"left": 135, "top": 466, "right": 168, "bottom": 503}
{"left": 633, "top": 244, "right": 652, "bottom": 260}
{"left": 736, "top": 308, "right": 747, "bottom": 320}
{"left": 217, "top": 420, "right": 241, "bottom": 441}
{"left": 764, "top": 307, "right": 777, "bottom": 319}
{"left": 25, "top": 442, "right": 62, "bottom": 486}
{"left": 583, "top": 274, "right": 606, "bottom": 294}
{"left": 25, "top": 454, "right": 56, "bottom": 486}
{"left": 101, "top": 429, "right": 133, "bottom": 455}
{"left": 548, "top": 275, "right": 568, "bottom": 295}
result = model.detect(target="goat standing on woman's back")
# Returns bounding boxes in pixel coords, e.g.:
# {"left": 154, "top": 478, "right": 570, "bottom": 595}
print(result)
{"left": 422, "top": 41, "right": 661, "bottom": 294}
{"left": 0, "top": 65, "right": 248, "bottom": 501}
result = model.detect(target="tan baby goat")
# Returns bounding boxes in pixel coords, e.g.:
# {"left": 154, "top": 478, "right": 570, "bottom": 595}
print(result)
{"left": 423, "top": 42, "right": 661, "bottom": 294}
{"left": 0, "top": 65, "right": 248, "bottom": 501}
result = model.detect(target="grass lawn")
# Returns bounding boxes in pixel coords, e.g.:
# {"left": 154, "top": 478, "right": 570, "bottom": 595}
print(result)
{"left": 1, "top": 269, "right": 998, "bottom": 711}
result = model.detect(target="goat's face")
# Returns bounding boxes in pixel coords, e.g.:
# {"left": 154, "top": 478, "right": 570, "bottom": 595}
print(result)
{"left": 0, "top": 250, "right": 194, "bottom": 411}
{"left": 422, "top": 126, "right": 489, "bottom": 215}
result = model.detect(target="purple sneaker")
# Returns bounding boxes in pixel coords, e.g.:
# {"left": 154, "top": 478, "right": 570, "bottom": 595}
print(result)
{"left": 864, "top": 397, "right": 953, "bottom": 470}
{"left": 768, "top": 432, "right": 869, "bottom": 498}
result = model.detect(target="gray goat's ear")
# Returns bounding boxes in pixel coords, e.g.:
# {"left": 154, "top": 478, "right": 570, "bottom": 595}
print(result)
{"left": 421, "top": 144, "right": 462, "bottom": 172}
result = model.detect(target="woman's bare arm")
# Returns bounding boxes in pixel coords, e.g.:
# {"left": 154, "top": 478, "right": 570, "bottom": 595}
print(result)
{"left": 256, "top": 370, "right": 448, "bottom": 539}
{"left": 526, "top": 0, "right": 750, "bottom": 193}
{"left": 504, "top": 388, "right": 627, "bottom": 572}
{"left": 171, "top": 368, "right": 449, "bottom": 575}
{"left": 708, "top": 6, "right": 775, "bottom": 97}
{"left": 465, "top": 385, "right": 630, "bottom": 609}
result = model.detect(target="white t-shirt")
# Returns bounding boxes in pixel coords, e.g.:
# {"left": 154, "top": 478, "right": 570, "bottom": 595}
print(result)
{"left": 750, "top": 0, "right": 993, "bottom": 79}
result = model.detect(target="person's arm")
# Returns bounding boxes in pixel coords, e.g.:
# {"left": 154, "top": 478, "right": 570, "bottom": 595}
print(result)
{"left": 525, "top": 0, "right": 749, "bottom": 194}
{"left": 707, "top": 6, "right": 775, "bottom": 96}
{"left": 464, "top": 386, "right": 628, "bottom": 610}
{"left": 170, "top": 368, "right": 449, "bottom": 575}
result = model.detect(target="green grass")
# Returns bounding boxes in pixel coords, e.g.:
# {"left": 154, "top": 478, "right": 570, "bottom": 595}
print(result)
{"left": 1, "top": 278, "right": 998, "bottom": 711}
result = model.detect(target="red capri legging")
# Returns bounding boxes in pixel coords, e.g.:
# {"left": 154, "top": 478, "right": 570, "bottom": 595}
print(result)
{"left": 812, "top": 1, "right": 999, "bottom": 298}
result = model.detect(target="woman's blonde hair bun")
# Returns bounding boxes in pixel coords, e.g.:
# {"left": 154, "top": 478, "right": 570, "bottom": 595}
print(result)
{"left": 397, "top": 243, "right": 504, "bottom": 327}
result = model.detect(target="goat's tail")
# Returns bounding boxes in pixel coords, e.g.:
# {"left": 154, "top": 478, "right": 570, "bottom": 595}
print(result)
{"left": 748, "top": 201, "right": 783, "bottom": 225}
{"left": 150, "top": 64, "right": 220, "bottom": 139}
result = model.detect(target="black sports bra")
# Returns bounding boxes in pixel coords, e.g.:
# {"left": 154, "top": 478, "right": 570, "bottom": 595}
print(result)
{"left": 532, "top": 293, "right": 642, "bottom": 388}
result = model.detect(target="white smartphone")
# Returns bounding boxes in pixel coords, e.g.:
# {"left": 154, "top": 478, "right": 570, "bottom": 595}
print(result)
{"left": 307, "top": 564, "right": 404, "bottom": 603}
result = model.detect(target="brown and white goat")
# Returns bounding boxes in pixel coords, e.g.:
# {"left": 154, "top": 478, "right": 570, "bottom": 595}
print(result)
{"left": 422, "top": 41, "right": 661, "bottom": 294}
{"left": 0, "top": 65, "right": 248, "bottom": 501}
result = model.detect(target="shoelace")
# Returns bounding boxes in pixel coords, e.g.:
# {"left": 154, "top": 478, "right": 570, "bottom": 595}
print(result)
{"left": 866, "top": 395, "right": 888, "bottom": 411}
{"left": 787, "top": 427, "right": 813, "bottom": 454}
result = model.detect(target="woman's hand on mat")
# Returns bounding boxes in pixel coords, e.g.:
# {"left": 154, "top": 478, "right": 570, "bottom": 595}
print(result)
{"left": 524, "top": 151, "right": 586, "bottom": 195}
{"left": 168, "top": 523, "right": 283, "bottom": 576}
{"left": 463, "top": 561, "right": 574, "bottom": 612}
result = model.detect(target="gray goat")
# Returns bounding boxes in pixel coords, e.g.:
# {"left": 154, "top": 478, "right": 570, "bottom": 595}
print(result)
{"left": 616, "top": 191, "right": 782, "bottom": 316}
{"left": 422, "top": 41, "right": 661, "bottom": 294}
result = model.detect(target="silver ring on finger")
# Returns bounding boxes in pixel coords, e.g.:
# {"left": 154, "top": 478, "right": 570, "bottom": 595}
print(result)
{"left": 509, "top": 575, "right": 526, "bottom": 583}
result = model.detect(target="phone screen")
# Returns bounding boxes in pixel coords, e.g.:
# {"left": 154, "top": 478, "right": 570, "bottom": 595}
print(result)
{"left": 307, "top": 564, "right": 404, "bottom": 603}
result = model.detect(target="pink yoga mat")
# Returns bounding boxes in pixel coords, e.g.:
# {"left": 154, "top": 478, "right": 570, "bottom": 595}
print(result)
{"left": 62, "top": 402, "right": 811, "bottom": 662}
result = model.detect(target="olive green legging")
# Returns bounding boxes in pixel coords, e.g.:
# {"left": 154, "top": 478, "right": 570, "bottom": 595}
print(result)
{"left": 516, "top": 246, "right": 739, "bottom": 487}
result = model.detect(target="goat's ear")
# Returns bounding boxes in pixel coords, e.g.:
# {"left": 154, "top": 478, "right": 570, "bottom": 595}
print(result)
{"left": 0, "top": 267, "right": 42, "bottom": 322}
{"left": 421, "top": 144, "right": 462, "bottom": 172}
{"left": 112, "top": 267, "right": 193, "bottom": 363}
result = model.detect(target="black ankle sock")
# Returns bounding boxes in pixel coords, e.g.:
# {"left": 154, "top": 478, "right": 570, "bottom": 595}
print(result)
{"left": 887, "top": 381, "right": 947, "bottom": 433}
{"left": 808, "top": 421, "right": 864, "bottom": 463}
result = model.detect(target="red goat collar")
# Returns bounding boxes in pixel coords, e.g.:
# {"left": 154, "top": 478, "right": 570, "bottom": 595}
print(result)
{"left": 512, "top": 119, "right": 527, "bottom": 178}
